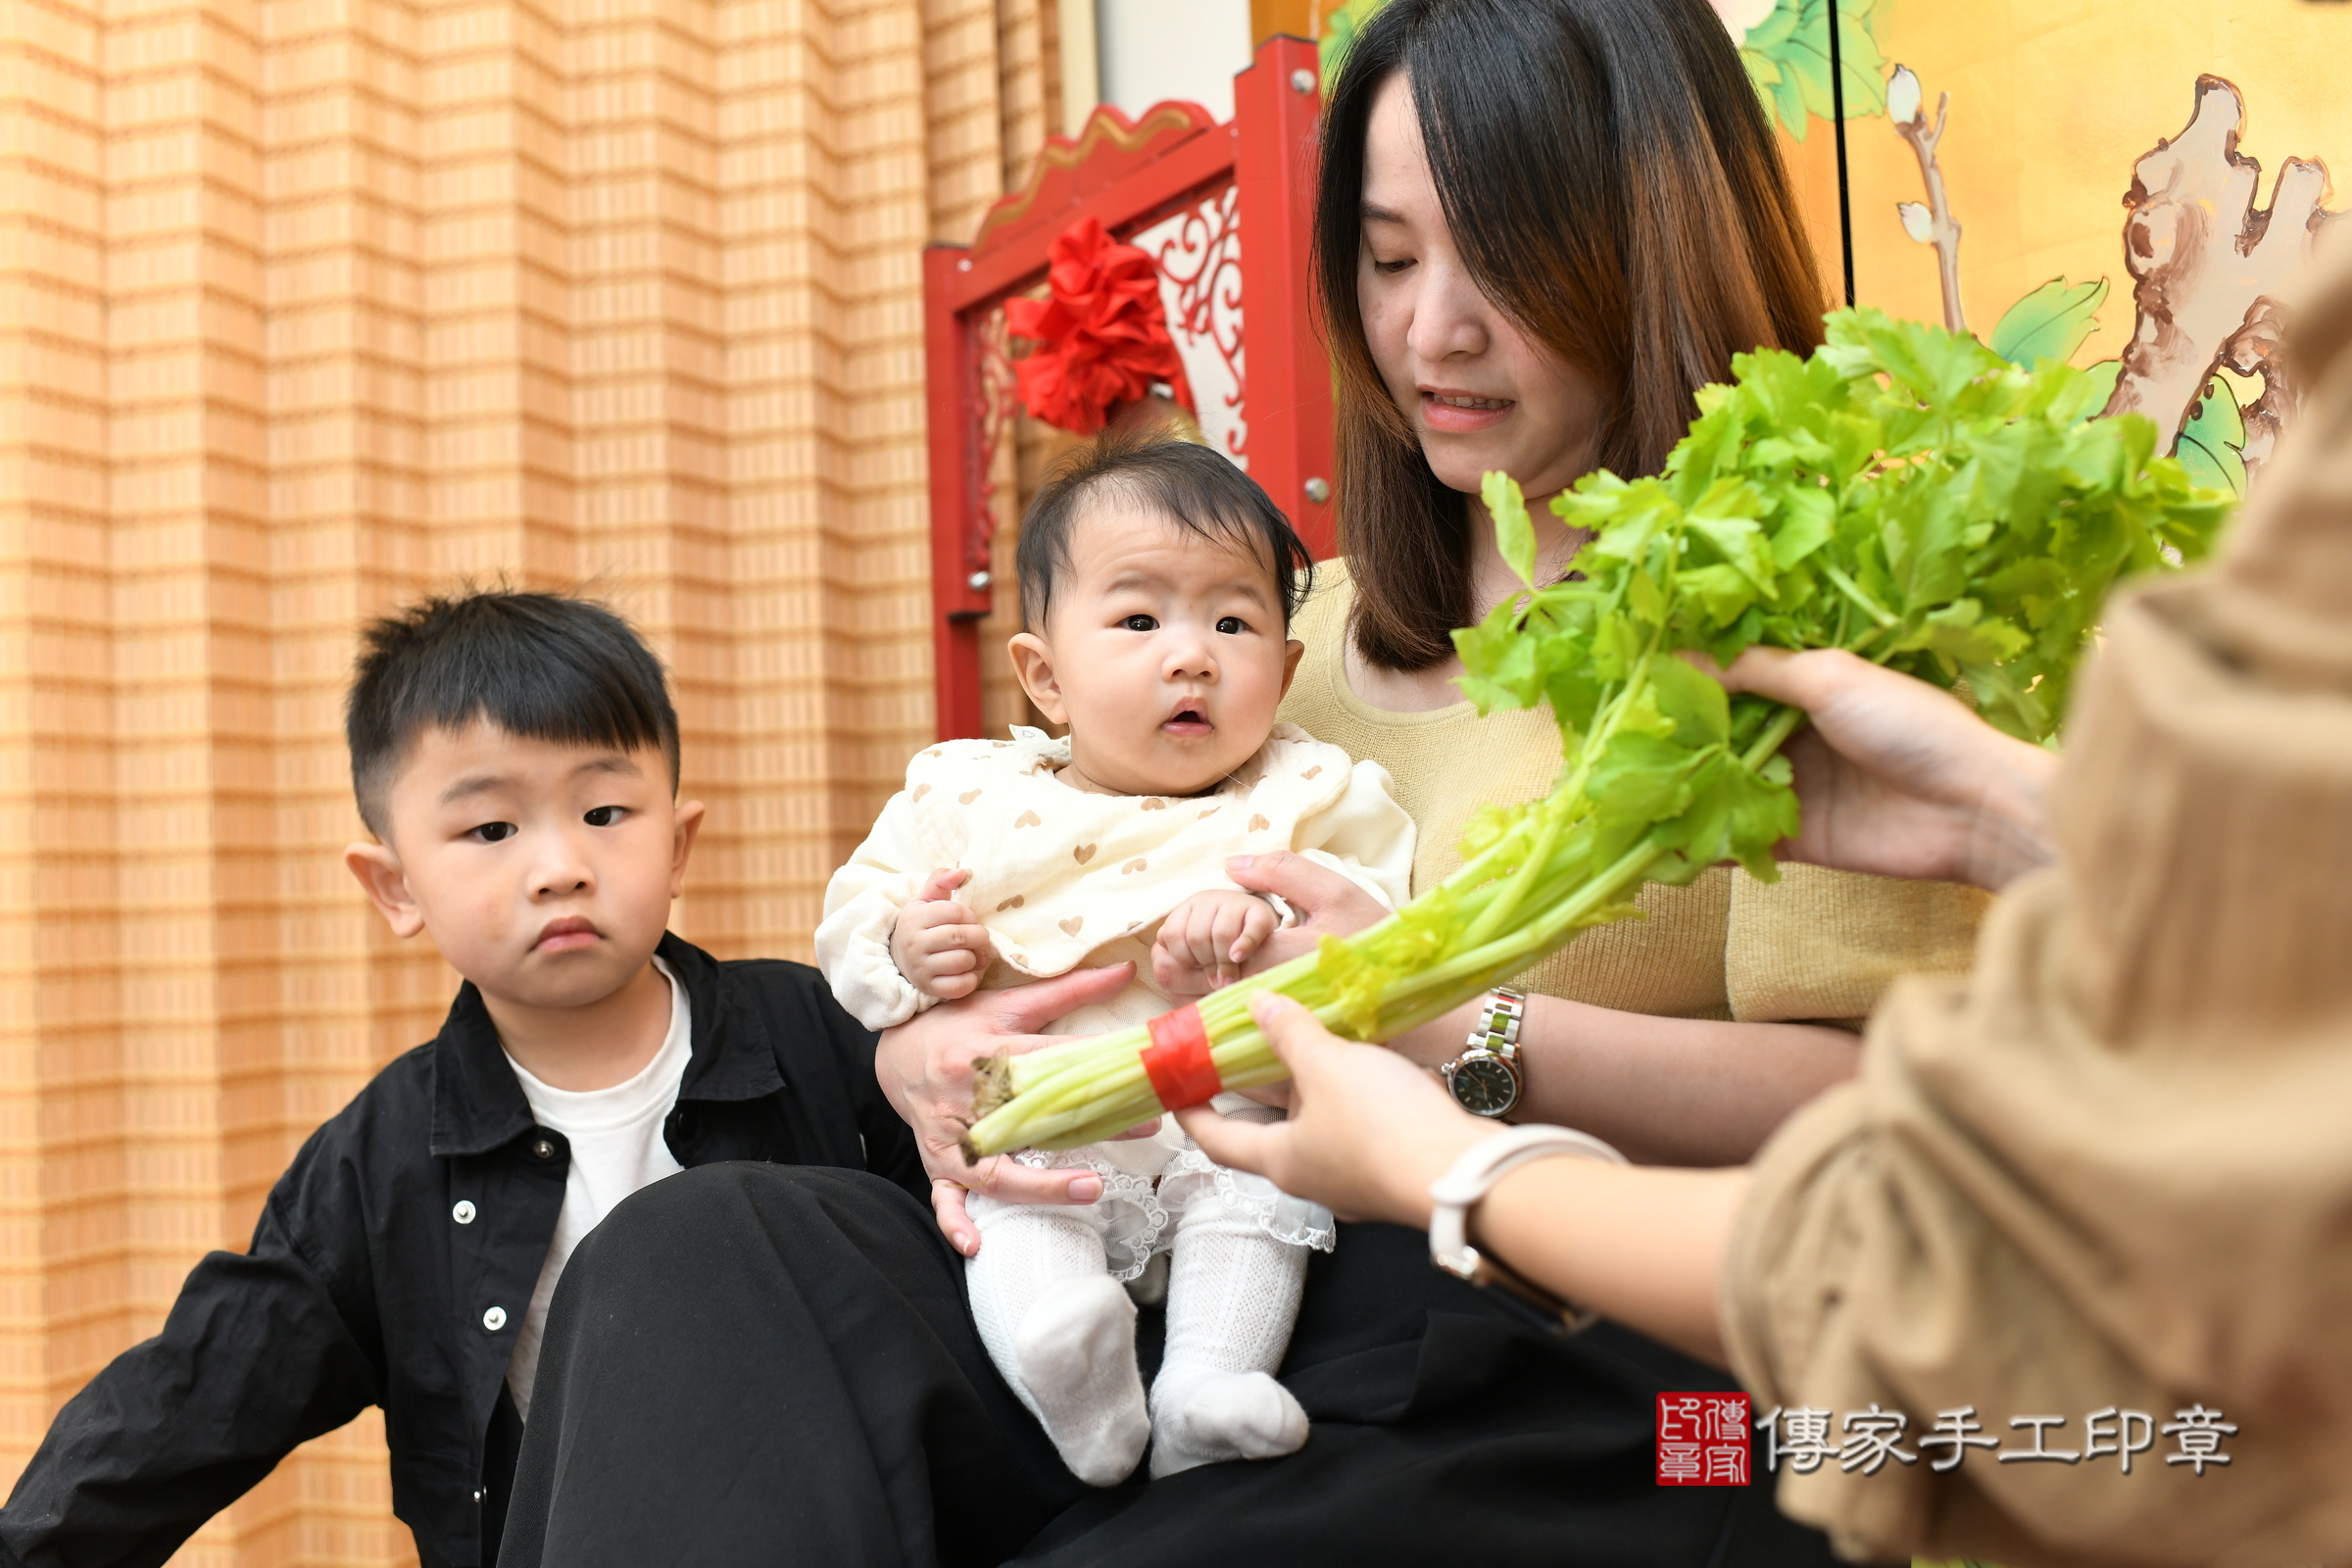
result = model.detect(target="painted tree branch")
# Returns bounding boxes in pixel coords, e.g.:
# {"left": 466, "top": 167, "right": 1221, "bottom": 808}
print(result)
{"left": 1889, "top": 65, "right": 1965, "bottom": 336}
{"left": 2222, "top": 295, "right": 2295, "bottom": 476}
{"left": 2099, "top": 75, "right": 2338, "bottom": 459}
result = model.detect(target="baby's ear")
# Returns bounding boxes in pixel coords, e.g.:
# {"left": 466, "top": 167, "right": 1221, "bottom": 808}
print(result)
{"left": 1008, "top": 631, "right": 1069, "bottom": 725}
{"left": 1279, "top": 638, "right": 1305, "bottom": 699}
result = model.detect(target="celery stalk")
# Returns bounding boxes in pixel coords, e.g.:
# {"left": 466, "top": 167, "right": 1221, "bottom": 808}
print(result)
{"left": 960, "top": 310, "right": 2231, "bottom": 1160}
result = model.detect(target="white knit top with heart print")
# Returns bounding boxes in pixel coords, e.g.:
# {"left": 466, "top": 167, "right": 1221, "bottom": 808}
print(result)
{"left": 816, "top": 720, "right": 1414, "bottom": 1274}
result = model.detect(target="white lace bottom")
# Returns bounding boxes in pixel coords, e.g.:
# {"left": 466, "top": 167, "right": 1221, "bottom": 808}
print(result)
{"left": 1007, "top": 1097, "right": 1335, "bottom": 1282}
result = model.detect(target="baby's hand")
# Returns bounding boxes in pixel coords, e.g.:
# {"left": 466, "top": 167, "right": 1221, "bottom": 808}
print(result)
{"left": 892, "top": 868, "right": 993, "bottom": 1002}
{"left": 1152, "top": 889, "right": 1278, "bottom": 996}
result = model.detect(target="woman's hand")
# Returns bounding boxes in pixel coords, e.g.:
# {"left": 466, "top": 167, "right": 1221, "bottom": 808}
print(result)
{"left": 876, "top": 963, "right": 1143, "bottom": 1256}
{"left": 1711, "top": 647, "right": 2061, "bottom": 892}
{"left": 1177, "top": 994, "right": 1496, "bottom": 1227}
{"left": 1214, "top": 853, "right": 1396, "bottom": 1109}
{"left": 1183, "top": 993, "right": 1746, "bottom": 1364}
{"left": 1225, "top": 852, "right": 1391, "bottom": 970}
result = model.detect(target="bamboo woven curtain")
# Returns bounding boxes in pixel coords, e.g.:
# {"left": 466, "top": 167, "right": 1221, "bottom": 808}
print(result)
{"left": 0, "top": 0, "right": 1054, "bottom": 1560}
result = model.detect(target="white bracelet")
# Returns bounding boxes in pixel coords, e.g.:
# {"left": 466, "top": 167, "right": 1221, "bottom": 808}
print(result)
{"left": 1429, "top": 1124, "right": 1627, "bottom": 1333}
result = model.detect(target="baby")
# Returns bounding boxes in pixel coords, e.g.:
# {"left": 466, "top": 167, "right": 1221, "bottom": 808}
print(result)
{"left": 818, "top": 432, "right": 1412, "bottom": 1486}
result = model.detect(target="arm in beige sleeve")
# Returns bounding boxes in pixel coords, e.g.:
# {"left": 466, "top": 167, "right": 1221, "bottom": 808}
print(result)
{"left": 1719, "top": 254, "right": 2352, "bottom": 1568}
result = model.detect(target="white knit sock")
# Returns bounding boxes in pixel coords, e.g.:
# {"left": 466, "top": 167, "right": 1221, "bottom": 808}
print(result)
{"left": 1148, "top": 1187, "right": 1310, "bottom": 1479}
{"left": 966, "top": 1196, "right": 1151, "bottom": 1487}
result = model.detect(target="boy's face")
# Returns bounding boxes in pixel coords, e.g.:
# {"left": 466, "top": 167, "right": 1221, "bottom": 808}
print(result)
{"left": 1010, "top": 501, "right": 1303, "bottom": 797}
{"left": 344, "top": 724, "right": 703, "bottom": 1013}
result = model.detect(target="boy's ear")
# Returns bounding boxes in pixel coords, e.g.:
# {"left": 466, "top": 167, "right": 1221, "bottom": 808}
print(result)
{"left": 669, "top": 799, "right": 706, "bottom": 899}
{"left": 1008, "top": 631, "right": 1070, "bottom": 726}
{"left": 344, "top": 840, "right": 427, "bottom": 940}
{"left": 1279, "top": 638, "right": 1305, "bottom": 701}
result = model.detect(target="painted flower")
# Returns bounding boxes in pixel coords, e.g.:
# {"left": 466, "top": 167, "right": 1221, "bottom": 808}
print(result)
{"left": 1709, "top": 0, "right": 1779, "bottom": 47}
{"left": 1886, "top": 64, "right": 1923, "bottom": 127}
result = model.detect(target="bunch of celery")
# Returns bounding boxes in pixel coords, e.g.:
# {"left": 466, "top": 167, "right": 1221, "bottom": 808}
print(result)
{"left": 962, "top": 309, "right": 2229, "bottom": 1158}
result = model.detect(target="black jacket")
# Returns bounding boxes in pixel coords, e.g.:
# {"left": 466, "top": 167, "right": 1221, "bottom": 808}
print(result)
{"left": 0, "top": 935, "right": 923, "bottom": 1568}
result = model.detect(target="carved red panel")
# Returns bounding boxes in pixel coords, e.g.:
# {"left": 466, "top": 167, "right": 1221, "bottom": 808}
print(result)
{"left": 923, "top": 34, "right": 1334, "bottom": 742}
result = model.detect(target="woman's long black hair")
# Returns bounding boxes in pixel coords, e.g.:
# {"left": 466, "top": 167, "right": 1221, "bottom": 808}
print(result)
{"left": 1316, "top": 0, "right": 1828, "bottom": 669}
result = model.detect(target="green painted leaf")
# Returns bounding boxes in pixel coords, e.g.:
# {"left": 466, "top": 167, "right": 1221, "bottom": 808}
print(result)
{"left": 1834, "top": 11, "right": 1887, "bottom": 116}
{"left": 1743, "top": 1, "right": 1800, "bottom": 51}
{"left": 1990, "top": 276, "right": 2109, "bottom": 368}
{"left": 2081, "top": 358, "right": 2122, "bottom": 413}
{"left": 1771, "top": 68, "right": 1811, "bottom": 139}
{"left": 1741, "top": 0, "right": 1889, "bottom": 137}
{"left": 1316, "top": 0, "right": 1391, "bottom": 90}
{"left": 1786, "top": 35, "right": 1837, "bottom": 121}
{"left": 2174, "top": 377, "right": 2247, "bottom": 498}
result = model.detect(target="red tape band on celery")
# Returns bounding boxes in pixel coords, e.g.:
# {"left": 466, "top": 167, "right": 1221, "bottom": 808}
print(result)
{"left": 1141, "top": 1004, "right": 1221, "bottom": 1110}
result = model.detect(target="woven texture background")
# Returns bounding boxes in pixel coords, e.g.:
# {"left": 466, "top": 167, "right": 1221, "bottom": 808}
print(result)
{"left": 0, "top": 0, "right": 1056, "bottom": 1560}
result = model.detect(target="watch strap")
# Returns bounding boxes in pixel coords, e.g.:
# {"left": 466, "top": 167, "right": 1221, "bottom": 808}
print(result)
{"left": 1428, "top": 1124, "right": 1628, "bottom": 1333}
{"left": 1464, "top": 986, "right": 1526, "bottom": 1059}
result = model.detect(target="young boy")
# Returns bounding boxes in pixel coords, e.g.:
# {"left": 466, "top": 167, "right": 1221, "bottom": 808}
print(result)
{"left": 0, "top": 592, "right": 922, "bottom": 1568}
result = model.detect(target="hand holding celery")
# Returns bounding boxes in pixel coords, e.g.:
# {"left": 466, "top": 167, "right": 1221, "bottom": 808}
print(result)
{"left": 962, "top": 309, "right": 2230, "bottom": 1159}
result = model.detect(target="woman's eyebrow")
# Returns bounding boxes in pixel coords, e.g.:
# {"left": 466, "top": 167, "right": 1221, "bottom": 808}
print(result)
{"left": 1360, "top": 203, "right": 1406, "bottom": 226}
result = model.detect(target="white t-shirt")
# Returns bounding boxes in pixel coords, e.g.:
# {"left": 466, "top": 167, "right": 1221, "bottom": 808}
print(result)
{"left": 502, "top": 956, "right": 692, "bottom": 1420}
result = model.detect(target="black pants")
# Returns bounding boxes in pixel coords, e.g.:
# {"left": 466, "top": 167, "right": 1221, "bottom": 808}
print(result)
{"left": 499, "top": 1164, "right": 1841, "bottom": 1568}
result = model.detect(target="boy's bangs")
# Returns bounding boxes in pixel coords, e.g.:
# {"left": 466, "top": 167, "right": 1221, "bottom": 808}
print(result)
{"left": 403, "top": 645, "right": 670, "bottom": 760}
{"left": 349, "top": 592, "right": 678, "bottom": 830}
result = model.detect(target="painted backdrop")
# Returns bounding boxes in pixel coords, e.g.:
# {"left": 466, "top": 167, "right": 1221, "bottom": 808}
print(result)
{"left": 1746, "top": 0, "right": 2348, "bottom": 495}
{"left": 1313, "top": 0, "right": 2352, "bottom": 494}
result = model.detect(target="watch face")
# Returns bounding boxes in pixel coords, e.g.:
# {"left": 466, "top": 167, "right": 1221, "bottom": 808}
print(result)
{"left": 1449, "top": 1054, "right": 1520, "bottom": 1117}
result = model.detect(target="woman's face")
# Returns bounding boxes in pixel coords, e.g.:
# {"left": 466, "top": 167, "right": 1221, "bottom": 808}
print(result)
{"left": 1356, "top": 73, "right": 1606, "bottom": 502}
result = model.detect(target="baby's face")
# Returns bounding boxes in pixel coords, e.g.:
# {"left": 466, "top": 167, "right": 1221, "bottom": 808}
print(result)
{"left": 1011, "top": 500, "right": 1302, "bottom": 798}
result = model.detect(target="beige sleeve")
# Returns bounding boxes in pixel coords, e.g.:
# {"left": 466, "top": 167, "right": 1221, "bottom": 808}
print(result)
{"left": 1721, "top": 254, "right": 2352, "bottom": 1566}
{"left": 814, "top": 792, "right": 942, "bottom": 1032}
{"left": 1290, "top": 758, "right": 1416, "bottom": 912}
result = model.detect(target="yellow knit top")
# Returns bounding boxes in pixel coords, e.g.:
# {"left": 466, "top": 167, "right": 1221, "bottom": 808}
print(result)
{"left": 1276, "top": 560, "right": 1990, "bottom": 1024}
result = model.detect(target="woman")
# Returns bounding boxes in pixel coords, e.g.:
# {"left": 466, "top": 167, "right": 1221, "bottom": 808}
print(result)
{"left": 1181, "top": 239, "right": 2352, "bottom": 1568}
{"left": 500, "top": 2, "right": 1970, "bottom": 1563}
{"left": 1260, "top": 0, "right": 1983, "bottom": 1159}
{"left": 927, "top": 0, "right": 1982, "bottom": 1246}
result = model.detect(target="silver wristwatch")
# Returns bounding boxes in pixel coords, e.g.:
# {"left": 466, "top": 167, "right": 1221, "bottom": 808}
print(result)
{"left": 1440, "top": 987, "right": 1526, "bottom": 1117}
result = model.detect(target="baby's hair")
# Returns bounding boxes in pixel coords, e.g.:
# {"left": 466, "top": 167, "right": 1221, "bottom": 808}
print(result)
{"left": 1015, "top": 426, "right": 1315, "bottom": 631}
{"left": 346, "top": 589, "right": 679, "bottom": 835}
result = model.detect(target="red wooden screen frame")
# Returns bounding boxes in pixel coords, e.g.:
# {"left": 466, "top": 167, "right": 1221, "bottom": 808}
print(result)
{"left": 922, "top": 33, "right": 1334, "bottom": 742}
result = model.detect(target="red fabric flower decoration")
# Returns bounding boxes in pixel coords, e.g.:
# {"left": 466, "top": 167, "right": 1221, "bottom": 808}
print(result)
{"left": 1007, "top": 216, "right": 1195, "bottom": 435}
